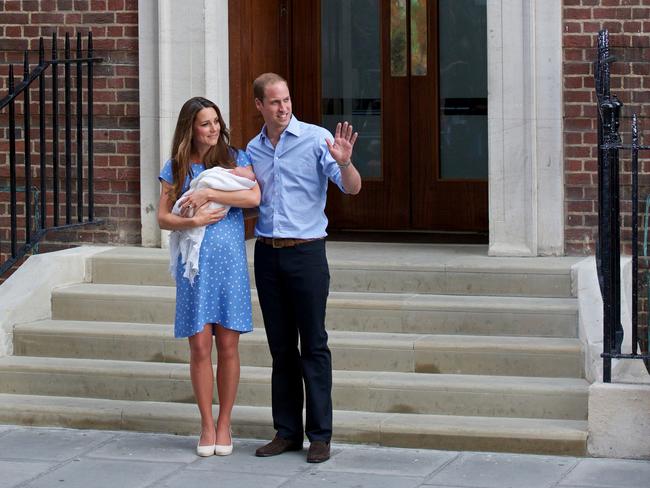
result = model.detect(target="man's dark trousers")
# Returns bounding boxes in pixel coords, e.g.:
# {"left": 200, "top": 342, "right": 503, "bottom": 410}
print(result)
{"left": 254, "top": 238, "right": 332, "bottom": 442}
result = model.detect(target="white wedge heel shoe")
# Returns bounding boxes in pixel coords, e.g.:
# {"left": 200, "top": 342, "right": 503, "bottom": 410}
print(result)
{"left": 214, "top": 428, "right": 233, "bottom": 456}
{"left": 196, "top": 429, "right": 216, "bottom": 457}
{"left": 196, "top": 441, "right": 216, "bottom": 457}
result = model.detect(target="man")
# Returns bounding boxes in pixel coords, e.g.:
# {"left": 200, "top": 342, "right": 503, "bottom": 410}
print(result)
{"left": 246, "top": 73, "right": 361, "bottom": 463}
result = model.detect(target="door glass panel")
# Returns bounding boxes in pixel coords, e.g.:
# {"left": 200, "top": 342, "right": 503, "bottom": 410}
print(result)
{"left": 321, "top": 0, "right": 382, "bottom": 179}
{"left": 411, "top": 0, "right": 427, "bottom": 76}
{"left": 390, "top": 0, "right": 407, "bottom": 76}
{"left": 439, "top": 0, "right": 488, "bottom": 179}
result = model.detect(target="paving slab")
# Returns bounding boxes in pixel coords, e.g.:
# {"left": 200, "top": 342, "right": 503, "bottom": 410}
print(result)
{"left": 315, "top": 445, "right": 457, "bottom": 477}
{"left": 558, "top": 458, "right": 650, "bottom": 488}
{"left": 85, "top": 431, "right": 198, "bottom": 463}
{"left": 0, "top": 460, "right": 57, "bottom": 488}
{"left": 283, "top": 470, "right": 425, "bottom": 488}
{"left": 0, "top": 428, "right": 115, "bottom": 462}
{"left": 21, "top": 458, "right": 184, "bottom": 488}
{"left": 423, "top": 451, "right": 578, "bottom": 488}
{"left": 158, "top": 468, "right": 289, "bottom": 488}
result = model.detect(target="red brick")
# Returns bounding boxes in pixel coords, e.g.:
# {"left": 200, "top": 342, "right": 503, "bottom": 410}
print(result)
{"left": 564, "top": 22, "right": 582, "bottom": 33}
{"left": 568, "top": 200, "right": 593, "bottom": 212}
{"left": 564, "top": 76, "right": 584, "bottom": 89}
{"left": 0, "top": 13, "right": 30, "bottom": 24}
{"left": 565, "top": 7, "right": 593, "bottom": 19}
{"left": 108, "top": 0, "right": 125, "bottom": 10}
{"left": 115, "top": 12, "right": 137, "bottom": 24}
{"left": 564, "top": 62, "right": 591, "bottom": 75}
{"left": 106, "top": 25, "right": 123, "bottom": 37}
{"left": 632, "top": 7, "right": 650, "bottom": 18}
{"left": 565, "top": 118, "right": 595, "bottom": 131}
{"left": 3, "top": 0, "right": 22, "bottom": 12}
{"left": 74, "top": 0, "right": 90, "bottom": 10}
{"left": 564, "top": 34, "right": 594, "bottom": 47}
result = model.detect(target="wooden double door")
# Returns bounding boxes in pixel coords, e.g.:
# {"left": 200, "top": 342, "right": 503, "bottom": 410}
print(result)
{"left": 229, "top": 0, "right": 488, "bottom": 233}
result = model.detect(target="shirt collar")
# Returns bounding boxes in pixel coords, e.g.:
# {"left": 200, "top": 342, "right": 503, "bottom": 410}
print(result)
{"left": 259, "top": 115, "right": 302, "bottom": 143}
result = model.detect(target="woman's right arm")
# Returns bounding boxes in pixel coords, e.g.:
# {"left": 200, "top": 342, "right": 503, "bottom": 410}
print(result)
{"left": 157, "top": 181, "right": 226, "bottom": 230}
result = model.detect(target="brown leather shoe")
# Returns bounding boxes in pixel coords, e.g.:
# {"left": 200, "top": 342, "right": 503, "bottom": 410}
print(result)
{"left": 255, "top": 436, "right": 303, "bottom": 457}
{"left": 306, "top": 440, "right": 330, "bottom": 463}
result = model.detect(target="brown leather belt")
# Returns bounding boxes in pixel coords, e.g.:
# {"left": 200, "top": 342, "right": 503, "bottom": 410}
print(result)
{"left": 257, "top": 237, "right": 323, "bottom": 248}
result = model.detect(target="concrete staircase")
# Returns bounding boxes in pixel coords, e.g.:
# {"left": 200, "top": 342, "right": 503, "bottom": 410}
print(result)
{"left": 0, "top": 242, "right": 588, "bottom": 455}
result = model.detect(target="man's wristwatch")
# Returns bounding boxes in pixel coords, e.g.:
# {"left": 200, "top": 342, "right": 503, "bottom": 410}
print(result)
{"left": 337, "top": 160, "right": 352, "bottom": 169}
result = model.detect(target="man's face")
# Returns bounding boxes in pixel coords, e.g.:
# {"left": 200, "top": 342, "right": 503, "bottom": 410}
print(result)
{"left": 255, "top": 81, "right": 292, "bottom": 132}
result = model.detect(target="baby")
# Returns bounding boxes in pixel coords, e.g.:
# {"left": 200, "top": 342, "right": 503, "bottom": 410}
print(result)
{"left": 231, "top": 165, "right": 256, "bottom": 181}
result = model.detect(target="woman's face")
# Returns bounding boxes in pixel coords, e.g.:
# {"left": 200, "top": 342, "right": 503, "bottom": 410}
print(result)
{"left": 192, "top": 107, "right": 221, "bottom": 154}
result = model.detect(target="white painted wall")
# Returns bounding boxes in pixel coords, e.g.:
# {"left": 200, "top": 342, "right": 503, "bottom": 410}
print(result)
{"left": 487, "top": 0, "right": 564, "bottom": 256}
{"left": 0, "top": 247, "right": 111, "bottom": 357}
{"left": 138, "top": 0, "right": 230, "bottom": 247}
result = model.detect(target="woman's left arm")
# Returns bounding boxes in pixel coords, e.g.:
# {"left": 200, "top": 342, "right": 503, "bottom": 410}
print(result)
{"left": 184, "top": 184, "right": 261, "bottom": 209}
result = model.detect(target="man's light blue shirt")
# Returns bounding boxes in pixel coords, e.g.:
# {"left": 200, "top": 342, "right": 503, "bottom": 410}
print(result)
{"left": 246, "top": 115, "right": 346, "bottom": 239}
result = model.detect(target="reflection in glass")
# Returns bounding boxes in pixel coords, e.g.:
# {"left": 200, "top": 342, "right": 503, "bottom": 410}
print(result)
{"left": 390, "top": 0, "right": 407, "bottom": 77}
{"left": 411, "top": 0, "right": 427, "bottom": 76}
{"left": 439, "top": 0, "right": 488, "bottom": 180}
{"left": 321, "top": 0, "right": 382, "bottom": 179}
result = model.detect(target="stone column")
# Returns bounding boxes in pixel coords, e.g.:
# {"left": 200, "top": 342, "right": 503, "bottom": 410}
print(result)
{"left": 138, "top": 0, "right": 230, "bottom": 247}
{"left": 487, "top": 0, "right": 564, "bottom": 256}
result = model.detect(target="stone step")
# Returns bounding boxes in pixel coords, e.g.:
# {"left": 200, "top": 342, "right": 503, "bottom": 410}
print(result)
{"left": 51, "top": 283, "right": 578, "bottom": 338}
{"left": 90, "top": 245, "right": 581, "bottom": 297}
{"left": 0, "top": 356, "right": 588, "bottom": 420}
{"left": 0, "top": 394, "right": 587, "bottom": 456}
{"left": 13, "top": 320, "right": 584, "bottom": 378}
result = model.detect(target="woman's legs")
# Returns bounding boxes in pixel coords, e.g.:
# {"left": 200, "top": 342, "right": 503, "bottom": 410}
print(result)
{"left": 215, "top": 325, "right": 241, "bottom": 445}
{"left": 188, "top": 324, "right": 216, "bottom": 446}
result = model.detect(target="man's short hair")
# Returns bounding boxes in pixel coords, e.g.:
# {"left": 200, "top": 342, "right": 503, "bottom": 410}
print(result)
{"left": 253, "top": 73, "right": 288, "bottom": 101}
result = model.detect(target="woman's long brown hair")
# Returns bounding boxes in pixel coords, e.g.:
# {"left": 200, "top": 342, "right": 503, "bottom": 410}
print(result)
{"left": 168, "top": 97, "right": 236, "bottom": 201}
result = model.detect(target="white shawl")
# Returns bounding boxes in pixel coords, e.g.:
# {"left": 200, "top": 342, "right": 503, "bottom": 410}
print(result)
{"left": 169, "top": 167, "right": 256, "bottom": 284}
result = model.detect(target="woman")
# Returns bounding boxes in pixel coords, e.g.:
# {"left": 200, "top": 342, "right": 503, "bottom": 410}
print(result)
{"left": 157, "top": 97, "right": 260, "bottom": 457}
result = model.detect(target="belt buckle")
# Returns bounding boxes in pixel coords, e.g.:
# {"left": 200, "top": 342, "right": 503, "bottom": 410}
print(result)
{"left": 272, "top": 238, "right": 283, "bottom": 248}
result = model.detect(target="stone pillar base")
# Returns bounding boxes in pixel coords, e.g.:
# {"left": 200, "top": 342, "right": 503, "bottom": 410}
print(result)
{"left": 588, "top": 382, "right": 650, "bottom": 459}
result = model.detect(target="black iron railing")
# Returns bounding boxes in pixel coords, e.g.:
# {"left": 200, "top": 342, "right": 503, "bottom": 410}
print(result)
{"left": 0, "top": 32, "right": 102, "bottom": 276}
{"left": 595, "top": 29, "right": 650, "bottom": 382}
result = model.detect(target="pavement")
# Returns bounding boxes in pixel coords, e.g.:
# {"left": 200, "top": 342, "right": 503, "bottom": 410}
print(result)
{"left": 1, "top": 425, "right": 649, "bottom": 488}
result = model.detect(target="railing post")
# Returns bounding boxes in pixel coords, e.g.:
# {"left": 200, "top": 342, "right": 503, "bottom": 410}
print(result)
{"left": 23, "top": 51, "right": 32, "bottom": 244}
{"left": 76, "top": 33, "right": 83, "bottom": 223}
{"left": 65, "top": 33, "right": 72, "bottom": 225}
{"left": 52, "top": 32, "right": 60, "bottom": 227}
{"left": 87, "top": 32, "right": 95, "bottom": 221}
{"left": 8, "top": 65, "right": 17, "bottom": 258}
{"left": 38, "top": 37, "right": 46, "bottom": 230}
{"left": 632, "top": 114, "right": 640, "bottom": 356}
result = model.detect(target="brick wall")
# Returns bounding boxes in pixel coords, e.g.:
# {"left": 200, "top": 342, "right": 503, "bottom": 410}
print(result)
{"left": 0, "top": 0, "right": 140, "bottom": 270}
{"left": 563, "top": 0, "right": 650, "bottom": 255}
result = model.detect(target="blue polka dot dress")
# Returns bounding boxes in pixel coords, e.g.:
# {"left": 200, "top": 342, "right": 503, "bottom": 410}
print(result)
{"left": 159, "top": 150, "right": 254, "bottom": 338}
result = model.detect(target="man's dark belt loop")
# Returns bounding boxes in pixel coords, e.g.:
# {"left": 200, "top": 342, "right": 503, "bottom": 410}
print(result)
{"left": 258, "top": 237, "right": 323, "bottom": 248}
